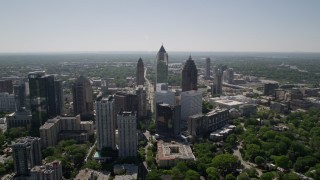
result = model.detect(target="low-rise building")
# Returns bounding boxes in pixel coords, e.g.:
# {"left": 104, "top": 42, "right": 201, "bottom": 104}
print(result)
{"left": 6, "top": 109, "right": 32, "bottom": 129}
{"left": 113, "top": 164, "right": 138, "bottom": 180}
{"left": 188, "top": 108, "right": 229, "bottom": 137}
{"left": 40, "top": 115, "right": 93, "bottom": 148}
{"left": 156, "top": 140, "right": 195, "bottom": 168}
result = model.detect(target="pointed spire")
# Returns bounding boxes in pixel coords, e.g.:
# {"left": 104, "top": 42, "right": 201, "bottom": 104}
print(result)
{"left": 159, "top": 44, "right": 166, "bottom": 53}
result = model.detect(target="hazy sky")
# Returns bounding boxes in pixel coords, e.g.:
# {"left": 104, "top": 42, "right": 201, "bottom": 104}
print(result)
{"left": 1, "top": 0, "right": 320, "bottom": 53}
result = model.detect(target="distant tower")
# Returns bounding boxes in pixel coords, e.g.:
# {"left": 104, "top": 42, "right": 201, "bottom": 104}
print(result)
{"left": 72, "top": 75, "right": 93, "bottom": 120}
{"left": 136, "top": 58, "right": 145, "bottom": 86}
{"left": 213, "top": 65, "right": 226, "bottom": 94}
{"left": 54, "top": 80, "right": 64, "bottom": 115}
{"left": 181, "top": 56, "right": 198, "bottom": 92}
{"left": 95, "top": 95, "right": 116, "bottom": 151}
{"left": 13, "top": 80, "right": 26, "bottom": 111}
{"left": 12, "top": 137, "right": 42, "bottom": 176}
{"left": 225, "top": 68, "right": 234, "bottom": 84}
{"left": 156, "top": 45, "right": 169, "bottom": 91}
{"left": 205, "top": 57, "right": 211, "bottom": 79}
{"left": 117, "top": 111, "right": 137, "bottom": 158}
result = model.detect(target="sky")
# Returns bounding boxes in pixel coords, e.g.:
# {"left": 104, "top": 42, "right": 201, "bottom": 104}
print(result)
{"left": 0, "top": 0, "right": 320, "bottom": 53}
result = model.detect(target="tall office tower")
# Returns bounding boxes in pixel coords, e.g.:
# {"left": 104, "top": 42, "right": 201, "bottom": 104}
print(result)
{"left": 72, "top": 75, "right": 93, "bottom": 120}
{"left": 0, "top": 93, "right": 16, "bottom": 112}
{"left": 225, "top": 68, "right": 234, "bottom": 84}
{"left": 95, "top": 95, "right": 116, "bottom": 151}
{"left": 181, "top": 90, "right": 202, "bottom": 128}
{"left": 12, "top": 137, "right": 42, "bottom": 176}
{"left": 136, "top": 85, "right": 147, "bottom": 118}
{"left": 156, "top": 103, "right": 181, "bottom": 136}
{"left": 136, "top": 58, "right": 145, "bottom": 86}
{"left": 13, "top": 81, "right": 26, "bottom": 111}
{"left": 156, "top": 45, "right": 169, "bottom": 91}
{"left": 28, "top": 71, "right": 57, "bottom": 136}
{"left": 213, "top": 65, "right": 225, "bottom": 94}
{"left": 0, "top": 79, "right": 13, "bottom": 94}
{"left": 54, "top": 80, "right": 64, "bottom": 115}
{"left": 114, "top": 92, "right": 138, "bottom": 115}
{"left": 205, "top": 57, "right": 211, "bottom": 79}
{"left": 264, "top": 82, "right": 279, "bottom": 96}
{"left": 117, "top": 111, "right": 137, "bottom": 158}
{"left": 181, "top": 56, "right": 198, "bottom": 92}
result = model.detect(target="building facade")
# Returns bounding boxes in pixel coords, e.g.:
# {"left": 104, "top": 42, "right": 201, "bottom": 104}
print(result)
{"left": 181, "top": 56, "right": 198, "bottom": 92}
{"left": 156, "top": 103, "right": 181, "bottom": 136}
{"left": 0, "top": 92, "right": 16, "bottom": 112}
{"left": 95, "top": 96, "right": 116, "bottom": 151}
{"left": 117, "top": 111, "right": 137, "bottom": 158}
{"left": 136, "top": 58, "right": 145, "bottom": 86}
{"left": 114, "top": 91, "right": 138, "bottom": 115}
{"left": 28, "top": 71, "right": 58, "bottom": 136}
{"left": 30, "top": 160, "right": 63, "bottom": 180}
{"left": 180, "top": 90, "right": 202, "bottom": 128}
{"left": 40, "top": 115, "right": 93, "bottom": 148}
{"left": 13, "top": 81, "right": 26, "bottom": 111}
{"left": 0, "top": 79, "right": 13, "bottom": 94}
{"left": 136, "top": 86, "right": 147, "bottom": 118}
{"left": 213, "top": 65, "right": 225, "bottom": 94}
{"left": 72, "top": 75, "right": 93, "bottom": 120}
{"left": 12, "top": 137, "right": 42, "bottom": 176}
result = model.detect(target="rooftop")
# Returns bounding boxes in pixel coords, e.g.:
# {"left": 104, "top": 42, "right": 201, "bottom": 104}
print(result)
{"left": 157, "top": 140, "right": 195, "bottom": 161}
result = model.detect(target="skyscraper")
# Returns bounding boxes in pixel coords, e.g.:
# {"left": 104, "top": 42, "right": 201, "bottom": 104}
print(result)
{"left": 28, "top": 71, "right": 57, "bottom": 136}
{"left": 54, "top": 80, "right": 64, "bottom": 115}
{"left": 136, "top": 85, "right": 147, "bottom": 118}
{"left": 213, "top": 65, "right": 226, "bottom": 94}
{"left": 72, "top": 75, "right": 93, "bottom": 120}
{"left": 156, "top": 45, "right": 169, "bottom": 91}
{"left": 205, "top": 57, "right": 211, "bottom": 79}
{"left": 181, "top": 56, "right": 198, "bottom": 92}
{"left": 136, "top": 58, "right": 145, "bottom": 86}
{"left": 117, "top": 111, "right": 137, "bottom": 158}
{"left": 95, "top": 95, "right": 116, "bottom": 151}
{"left": 12, "top": 137, "right": 42, "bottom": 177}
{"left": 114, "top": 91, "right": 138, "bottom": 115}
{"left": 13, "top": 80, "right": 26, "bottom": 111}
{"left": 0, "top": 79, "right": 13, "bottom": 94}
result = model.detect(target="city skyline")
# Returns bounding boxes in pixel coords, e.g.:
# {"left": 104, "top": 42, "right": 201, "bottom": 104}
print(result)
{"left": 1, "top": 1, "right": 320, "bottom": 53}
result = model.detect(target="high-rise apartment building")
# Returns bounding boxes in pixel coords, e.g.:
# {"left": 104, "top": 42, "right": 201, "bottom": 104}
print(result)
{"left": 54, "top": 80, "right": 64, "bottom": 115}
{"left": 136, "top": 85, "right": 147, "bottom": 118}
{"left": 72, "top": 75, "right": 93, "bottom": 120}
{"left": 28, "top": 71, "right": 57, "bottom": 136}
{"left": 156, "top": 45, "right": 169, "bottom": 90}
{"left": 95, "top": 95, "right": 116, "bottom": 151}
{"left": 181, "top": 56, "right": 198, "bottom": 92}
{"left": 181, "top": 90, "right": 202, "bottom": 128}
{"left": 117, "top": 111, "right": 137, "bottom": 158}
{"left": 225, "top": 68, "right": 234, "bottom": 84}
{"left": 205, "top": 57, "right": 211, "bottom": 79}
{"left": 12, "top": 137, "right": 42, "bottom": 176}
{"left": 136, "top": 58, "right": 145, "bottom": 86}
{"left": 154, "top": 90, "right": 175, "bottom": 106}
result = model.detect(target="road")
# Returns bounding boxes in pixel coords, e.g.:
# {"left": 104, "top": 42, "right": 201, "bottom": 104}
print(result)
{"left": 144, "top": 67, "right": 154, "bottom": 112}
{"left": 85, "top": 140, "right": 97, "bottom": 162}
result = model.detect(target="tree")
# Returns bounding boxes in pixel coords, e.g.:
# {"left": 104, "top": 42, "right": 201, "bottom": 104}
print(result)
{"left": 244, "top": 168, "right": 258, "bottom": 178}
{"left": 254, "top": 156, "right": 265, "bottom": 166}
{"left": 237, "top": 172, "right": 250, "bottom": 180}
{"left": 185, "top": 169, "right": 200, "bottom": 180}
{"left": 282, "top": 173, "right": 299, "bottom": 180}
{"left": 206, "top": 167, "right": 219, "bottom": 180}
{"left": 294, "top": 156, "right": 317, "bottom": 173}
{"left": 273, "top": 155, "right": 290, "bottom": 169}
{"left": 260, "top": 172, "right": 275, "bottom": 180}
{"left": 146, "top": 170, "right": 162, "bottom": 180}
{"left": 83, "top": 160, "right": 101, "bottom": 170}
{"left": 245, "top": 144, "right": 261, "bottom": 161}
{"left": 226, "top": 174, "right": 236, "bottom": 180}
{"left": 211, "top": 153, "right": 238, "bottom": 176}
